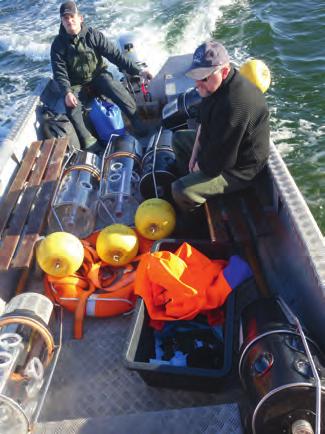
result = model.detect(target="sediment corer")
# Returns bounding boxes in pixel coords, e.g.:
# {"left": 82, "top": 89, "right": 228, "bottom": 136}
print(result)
{"left": 0, "top": 293, "right": 56, "bottom": 434}
{"left": 140, "top": 128, "right": 177, "bottom": 199}
{"left": 161, "top": 87, "right": 202, "bottom": 130}
{"left": 98, "top": 134, "right": 143, "bottom": 225}
{"left": 238, "top": 297, "right": 325, "bottom": 434}
{"left": 49, "top": 151, "right": 101, "bottom": 239}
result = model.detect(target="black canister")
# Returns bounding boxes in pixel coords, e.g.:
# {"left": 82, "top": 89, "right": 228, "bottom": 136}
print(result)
{"left": 140, "top": 129, "right": 177, "bottom": 199}
{"left": 161, "top": 87, "right": 202, "bottom": 130}
{"left": 239, "top": 297, "right": 325, "bottom": 434}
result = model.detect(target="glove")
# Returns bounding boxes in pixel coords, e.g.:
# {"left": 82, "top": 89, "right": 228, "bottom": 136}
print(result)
{"left": 139, "top": 69, "right": 153, "bottom": 81}
{"left": 223, "top": 255, "right": 253, "bottom": 289}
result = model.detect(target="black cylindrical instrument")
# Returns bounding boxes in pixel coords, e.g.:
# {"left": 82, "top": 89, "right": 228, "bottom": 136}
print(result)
{"left": 239, "top": 298, "right": 325, "bottom": 434}
{"left": 161, "top": 87, "right": 202, "bottom": 130}
{"left": 140, "top": 129, "right": 177, "bottom": 199}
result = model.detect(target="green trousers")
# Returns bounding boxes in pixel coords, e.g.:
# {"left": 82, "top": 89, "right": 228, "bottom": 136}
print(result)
{"left": 171, "top": 129, "right": 250, "bottom": 211}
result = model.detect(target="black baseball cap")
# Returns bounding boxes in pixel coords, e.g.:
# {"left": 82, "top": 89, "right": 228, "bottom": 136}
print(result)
{"left": 186, "top": 40, "right": 230, "bottom": 80}
{"left": 60, "top": 1, "right": 78, "bottom": 17}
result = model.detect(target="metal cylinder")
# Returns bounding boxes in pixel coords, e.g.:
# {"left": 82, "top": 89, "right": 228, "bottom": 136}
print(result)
{"left": 238, "top": 298, "right": 325, "bottom": 434}
{"left": 140, "top": 129, "right": 177, "bottom": 199}
{"left": 98, "top": 134, "right": 142, "bottom": 225}
{"left": 49, "top": 151, "right": 100, "bottom": 239}
{"left": 0, "top": 293, "right": 56, "bottom": 434}
{"left": 291, "top": 419, "right": 314, "bottom": 434}
{"left": 161, "top": 87, "right": 202, "bottom": 130}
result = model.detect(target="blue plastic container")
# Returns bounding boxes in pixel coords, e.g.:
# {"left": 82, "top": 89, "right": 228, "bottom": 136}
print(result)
{"left": 89, "top": 98, "right": 125, "bottom": 142}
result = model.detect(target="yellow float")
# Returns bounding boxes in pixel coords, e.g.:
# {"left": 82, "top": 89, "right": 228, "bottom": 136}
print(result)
{"left": 239, "top": 59, "right": 271, "bottom": 93}
{"left": 96, "top": 224, "right": 139, "bottom": 266}
{"left": 135, "top": 198, "right": 176, "bottom": 240}
{"left": 36, "top": 232, "right": 84, "bottom": 277}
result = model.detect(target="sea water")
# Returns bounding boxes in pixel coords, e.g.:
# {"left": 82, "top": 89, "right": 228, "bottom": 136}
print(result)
{"left": 0, "top": 0, "right": 324, "bottom": 231}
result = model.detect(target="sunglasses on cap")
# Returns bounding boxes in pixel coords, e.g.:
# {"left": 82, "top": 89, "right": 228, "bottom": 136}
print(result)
{"left": 197, "top": 67, "right": 222, "bottom": 82}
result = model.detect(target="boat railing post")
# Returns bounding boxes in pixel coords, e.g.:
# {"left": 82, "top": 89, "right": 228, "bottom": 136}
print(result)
{"left": 294, "top": 316, "right": 322, "bottom": 434}
{"left": 151, "top": 126, "right": 163, "bottom": 198}
{"left": 278, "top": 298, "right": 321, "bottom": 434}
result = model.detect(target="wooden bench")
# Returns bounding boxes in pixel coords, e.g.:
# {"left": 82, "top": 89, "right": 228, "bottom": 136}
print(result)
{"left": 0, "top": 138, "right": 68, "bottom": 296}
{"left": 204, "top": 187, "right": 274, "bottom": 296}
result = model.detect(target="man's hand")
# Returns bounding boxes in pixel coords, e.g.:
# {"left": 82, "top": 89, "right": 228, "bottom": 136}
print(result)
{"left": 192, "top": 162, "right": 200, "bottom": 172}
{"left": 188, "top": 154, "right": 197, "bottom": 172}
{"left": 139, "top": 69, "right": 153, "bottom": 81}
{"left": 65, "top": 92, "right": 78, "bottom": 108}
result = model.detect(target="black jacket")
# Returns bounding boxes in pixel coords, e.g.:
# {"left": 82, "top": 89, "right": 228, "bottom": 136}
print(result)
{"left": 50, "top": 24, "right": 141, "bottom": 96}
{"left": 198, "top": 67, "right": 270, "bottom": 180}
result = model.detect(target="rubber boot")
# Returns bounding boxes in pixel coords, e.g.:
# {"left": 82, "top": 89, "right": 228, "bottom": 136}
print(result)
{"left": 130, "top": 113, "right": 150, "bottom": 138}
{"left": 84, "top": 137, "right": 102, "bottom": 155}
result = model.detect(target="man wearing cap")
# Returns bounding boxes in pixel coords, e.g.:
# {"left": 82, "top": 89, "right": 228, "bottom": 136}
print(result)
{"left": 171, "top": 40, "right": 270, "bottom": 211}
{"left": 51, "top": 1, "right": 152, "bottom": 151}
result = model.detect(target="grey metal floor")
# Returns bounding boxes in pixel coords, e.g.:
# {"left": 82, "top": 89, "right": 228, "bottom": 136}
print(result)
{"left": 32, "top": 293, "right": 250, "bottom": 433}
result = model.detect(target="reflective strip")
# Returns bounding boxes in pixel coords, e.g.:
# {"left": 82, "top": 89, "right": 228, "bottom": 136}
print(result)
{"left": 85, "top": 295, "right": 133, "bottom": 317}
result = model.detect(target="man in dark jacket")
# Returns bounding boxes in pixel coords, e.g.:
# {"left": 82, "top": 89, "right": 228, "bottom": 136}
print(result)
{"left": 171, "top": 40, "right": 270, "bottom": 211}
{"left": 51, "top": 1, "right": 152, "bottom": 150}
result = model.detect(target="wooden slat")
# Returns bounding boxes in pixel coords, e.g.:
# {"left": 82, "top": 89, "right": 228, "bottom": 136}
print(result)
{"left": 241, "top": 189, "right": 271, "bottom": 236}
{"left": 207, "top": 191, "right": 270, "bottom": 297}
{"left": 0, "top": 141, "right": 42, "bottom": 234}
{"left": 44, "top": 137, "right": 69, "bottom": 181}
{"left": 204, "top": 199, "right": 230, "bottom": 244}
{"left": 222, "top": 194, "right": 251, "bottom": 243}
{"left": 0, "top": 139, "right": 55, "bottom": 270}
{"left": 223, "top": 193, "right": 270, "bottom": 297}
{"left": 12, "top": 138, "right": 69, "bottom": 269}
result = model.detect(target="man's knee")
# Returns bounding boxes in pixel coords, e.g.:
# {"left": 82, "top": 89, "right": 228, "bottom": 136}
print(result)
{"left": 95, "top": 73, "right": 137, "bottom": 115}
{"left": 171, "top": 179, "right": 184, "bottom": 202}
{"left": 172, "top": 179, "right": 202, "bottom": 211}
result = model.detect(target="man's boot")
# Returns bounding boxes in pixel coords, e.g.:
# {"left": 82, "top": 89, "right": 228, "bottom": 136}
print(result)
{"left": 129, "top": 112, "right": 150, "bottom": 137}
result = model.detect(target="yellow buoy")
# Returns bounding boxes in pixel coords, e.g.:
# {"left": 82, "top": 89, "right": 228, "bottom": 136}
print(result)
{"left": 239, "top": 59, "right": 271, "bottom": 93}
{"left": 135, "top": 198, "right": 176, "bottom": 240}
{"left": 96, "top": 224, "right": 139, "bottom": 266}
{"left": 36, "top": 232, "right": 84, "bottom": 277}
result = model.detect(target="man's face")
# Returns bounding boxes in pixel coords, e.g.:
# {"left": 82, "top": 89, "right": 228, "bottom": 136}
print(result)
{"left": 195, "top": 66, "right": 230, "bottom": 98}
{"left": 61, "top": 13, "right": 83, "bottom": 35}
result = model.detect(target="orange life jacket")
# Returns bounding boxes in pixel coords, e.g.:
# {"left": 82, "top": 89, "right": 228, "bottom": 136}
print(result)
{"left": 134, "top": 242, "right": 232, "bottom": 324}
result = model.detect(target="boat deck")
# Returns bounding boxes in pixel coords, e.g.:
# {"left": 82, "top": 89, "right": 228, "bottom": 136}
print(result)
{"left": 28, "top": 171, "right": 270, "bottom": 433}
{"left": 32, "top": 273, "right": 261, "bottom": 433}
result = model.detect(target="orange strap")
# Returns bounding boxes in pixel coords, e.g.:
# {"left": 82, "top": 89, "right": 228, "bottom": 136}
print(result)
{"left": 74, "top": 282, "right": 96, "bottom": 339}
{"left": 44, "top": 236, "right": 142, "bottom": 339}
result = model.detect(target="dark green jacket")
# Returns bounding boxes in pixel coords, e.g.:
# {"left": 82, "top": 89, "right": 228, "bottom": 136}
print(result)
{"left": 198, "top": 67, "right": 270, "bottom": 181}
{"left": 50, "top": 24, "right": 141, "bottom": 96}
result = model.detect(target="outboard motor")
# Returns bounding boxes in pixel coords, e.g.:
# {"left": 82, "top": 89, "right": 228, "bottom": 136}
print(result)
{"left": 117, "top": 33, "right": 151, "bottom": 102}
{"left": 49, "top": 151, "right": 101, "bottom": 239}
{"left": 140, "top": 128, "right": 177, "bottom": 199}
{"left": 239, "top": 297, "right": 325, "bottom": 434}
{"left": 0, "top": 293, "right": 57, "bottom": 434}
{"left": 98, "top": 134, "right": 142, "bottom": 225}
{"left": 162, "top": 87, "right": 202, "bottom": 130}
{"left": 118, "top": 33, "right": 146, "bottom": 69}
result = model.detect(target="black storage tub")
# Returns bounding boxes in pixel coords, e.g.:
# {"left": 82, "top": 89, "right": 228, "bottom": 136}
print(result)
{"left": 125, "top": 239, "right": 235, "bottom": 392}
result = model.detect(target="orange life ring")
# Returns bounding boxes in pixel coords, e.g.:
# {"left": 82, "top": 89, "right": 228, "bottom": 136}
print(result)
{"left": 43, "top": 235, "right": 141, "bottom": 338}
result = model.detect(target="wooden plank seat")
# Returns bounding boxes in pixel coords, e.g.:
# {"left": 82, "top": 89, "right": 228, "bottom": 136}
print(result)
{"left": 0, "top": 138, "right": 68, "bottom": 275}
{"left": 204, "top": 188, "right": 272, "bottom": 297}
{"left": 205, "top": 187, "right": 272, "bottom": 244}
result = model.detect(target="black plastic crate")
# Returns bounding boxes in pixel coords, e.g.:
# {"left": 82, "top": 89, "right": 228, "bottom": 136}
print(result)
{"left": 125, "top": 239, "right": 235, "bottom": 392}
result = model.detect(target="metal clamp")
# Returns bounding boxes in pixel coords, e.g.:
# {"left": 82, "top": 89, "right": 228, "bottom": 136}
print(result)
{"left": 278, "top": 298, "right": 322, "bottom": 434}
